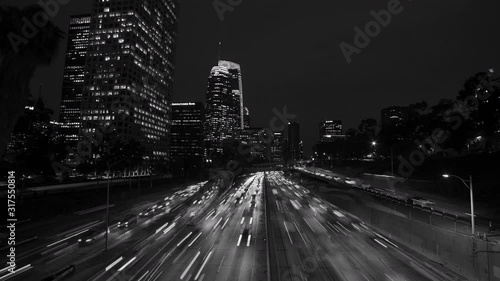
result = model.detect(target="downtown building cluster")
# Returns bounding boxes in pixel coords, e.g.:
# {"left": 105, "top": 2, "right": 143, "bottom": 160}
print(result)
{"left": 5, "top": 0, "right": 305, "bottom": 180}
{"left": 59, "top": 0, "right": 180, "bottom": 175}
{"left": 53, "top": 4, "right": 292, "bottom": 177}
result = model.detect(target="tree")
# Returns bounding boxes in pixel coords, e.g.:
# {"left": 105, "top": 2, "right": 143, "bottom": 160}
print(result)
{"left": 0, "top": 5, "right": 64, "bottom": 158}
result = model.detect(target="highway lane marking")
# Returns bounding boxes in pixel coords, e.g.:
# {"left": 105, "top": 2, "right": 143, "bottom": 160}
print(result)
{"left": 247, "top": 235, "right": 252, "bottom": 247}
{"left": 313, "top": 217, "right": 329, "bottom": 233}
{"left": 155, "top": 222, "right": 170, "bottom": 234}
{"left": 194, "top": 250, "right": 213, "bottom": 280}
{"left": 163, "top": 223, "right": 176, "bottom": 235}
{"left": 241, "top": 217, "right": 245, "bottom": 225}
{"left": 336, "top": 222, "right": 350, "bottom": 233}
{"left": 327, "top": 222, "right": 340, "bottom": 233}
{"left": 237, "top": 234, "right": 243, "bottom": 247}
{"left": 177, "top": 232, "right": 193, "bottom": 247}
{"left": 47, "top": 228, "right": 90, "bottom": 248}
{"left": 213, "top": 217, "right": 223, "bottom": 230}
{"left": 221, "top": 218, "right": 230, "bottom": 230}
{"left": 293, "top": 222, "right": 307, "bottom": 244}
{"left": 374, "top": 233, "right": 399, "bottom": 248}
{"left": 380, "top": 258, "right": 404, "bottom": 281}
{"left": 304, "top": 218, "right": 316, "bottom": 233}
{"left": 374, "top": 239, "right": 388, "bottom": 248}
{"left": 180, "top": 251, "right": 200, "bottom": 279}
{"left": 0, "top": 264, "right": 32, "bottom": 281}
{"left": 55, "top": 220, "right": 100, "bottom": 238}
{"left": 249, "top": 217, "right": 253, "bottom": 225}
{"left": 188, "top": 232, "right": 203, "bottom": 247}
{"left": 41, "top": 241, "right": 68, "bottom": 255}
{"left": 118, "top": 256, "right": 136, "bottom": 272}
{"left": 217, "top": 255, "right": 225, "bottom": 273}
{"left": 283, "top": 222, "right": 294, "bottom": 244}
{"left": 105, "top": 256, "right": 123, "bottom": 271}
{"left": 205, "top": 210, "right": 215, "bottom": 220}
{"left": 137, "top": 270, "right": 149, "bottom": 281}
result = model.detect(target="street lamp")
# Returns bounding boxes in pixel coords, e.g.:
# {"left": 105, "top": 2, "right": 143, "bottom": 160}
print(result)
{"left": 372, "top": 141, "right": 394, "bottom": 176}
{"left": 442, "top": 174, "right": 475, "bottom": 235}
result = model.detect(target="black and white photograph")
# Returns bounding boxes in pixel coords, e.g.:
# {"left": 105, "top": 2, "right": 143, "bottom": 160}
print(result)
{"left": 0, "top": 0, "right": 499, "bottom": 280}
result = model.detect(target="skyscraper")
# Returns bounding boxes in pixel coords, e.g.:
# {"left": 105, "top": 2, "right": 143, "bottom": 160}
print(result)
{"left": 81, "top": 0, "right": 180, "bottom": 167}
{"left": 271, "top": 131, "right": 284, "bottom": 163}
{"left": 59, "top": 14, "right": 91, "bottom": 145}
{"left": 243, "top": 106, "right": 250, "bottom": 128}
{"left": 287, "top": 121, "right": 301, "bottom": 162}
{"left": 170, "top": 102, "right": 204, "bottom": 160}
{"left": 170, "top": 102, "right": 204, "bottom": 177}
{"left": 237, "top": 127, "right": 270, "bottom": 162}
{"left": 319, "top": 120, "right": 342, "bottom": 141}
{"left": 218, "top": 60, "right": 244, "bottom": 129}
{"left": 204, "top": 64, "right": 241, "bottom": 158}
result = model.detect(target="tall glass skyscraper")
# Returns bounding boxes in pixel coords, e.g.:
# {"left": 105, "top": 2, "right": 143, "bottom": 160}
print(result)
{"left": 81, "top": 0, "right": 179, "bottom": 165}
{"left": 204, "top": 64, "right": 241, "bottom": 158}
{"left": 287, "top": 121, "right": 301, "bottom": 162}
{"left": 59, "top": 14, "right": 91, "bottom": 145}
{"left": 218, "top": 60, "right": 244, "bottom": 129}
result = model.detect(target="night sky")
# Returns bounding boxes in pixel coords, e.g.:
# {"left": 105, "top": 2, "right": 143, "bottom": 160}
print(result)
{"left": 4, "top": 0, "right": 500, "bottom": 156}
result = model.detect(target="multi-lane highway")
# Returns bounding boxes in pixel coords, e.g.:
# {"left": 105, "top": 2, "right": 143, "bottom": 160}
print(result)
{"left": 1, "top": 171, "right": 470, "bottom": 281}
{"left": 265, "top": 171, "right": 468, "bottom": 281}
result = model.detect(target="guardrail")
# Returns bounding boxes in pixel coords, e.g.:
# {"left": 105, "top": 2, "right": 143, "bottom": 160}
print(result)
{"left": 292, "top": 168, "right": 500, "bottom": 233}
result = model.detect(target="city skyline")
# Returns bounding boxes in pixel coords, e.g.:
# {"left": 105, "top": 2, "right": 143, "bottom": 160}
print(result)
{"left": 3, "top": 0, "right": 500, "bottom": 156}
{"left": 1, "top": 1, "right": 500, "bottom": 281}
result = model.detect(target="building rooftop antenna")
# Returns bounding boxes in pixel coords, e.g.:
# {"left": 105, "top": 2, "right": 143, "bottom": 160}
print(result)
{"left": 217, "top": 41, "right": 222, "bottom": 62}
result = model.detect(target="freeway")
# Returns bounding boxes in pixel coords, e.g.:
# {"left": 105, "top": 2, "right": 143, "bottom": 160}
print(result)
{"left": 265, "top": 171, "right": 469, "bottom": 281}
{"left": 294, "top": 166, "right": 500, "bottom": 234}
{"left": 1, "top": 171, "right": 471, "bottom": 281}
{"left": 87, "top": 172, "right": 267, "bottom": 281}
{"left": 0, "top": 181, "right": 211, "bottom": 281}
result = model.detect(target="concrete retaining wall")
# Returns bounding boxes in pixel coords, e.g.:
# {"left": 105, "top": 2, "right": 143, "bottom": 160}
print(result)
{"left": 327, "top": 193, "right": 500, "bottom": 281}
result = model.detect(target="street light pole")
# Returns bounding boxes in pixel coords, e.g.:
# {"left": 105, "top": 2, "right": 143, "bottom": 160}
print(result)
{"left": 390, "top": 147, "right": 394, "bottom": 177}
{"left": 469, "top": 174, "right": 475, "bottom": 236}
{"left": 442, "top": 174, "right": 474, "bottom": 235}
{"left": 105, "top": 162, "right": 111, "bottom": 252}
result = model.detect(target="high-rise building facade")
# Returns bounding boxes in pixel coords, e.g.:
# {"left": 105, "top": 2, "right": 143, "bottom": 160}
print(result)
{"left": 81, "top": 0, "right": 180, "bottom": 165}
{"left": 237, "top": 127, "right": 270, "bottom": 162}
{"left": 271, "top": 131, "right": 284, "bottom": 162}
{"left": 218, "top": 60, "right": 244, "bottom": 129}
{"left": 59, "top": 14, "right": 91, "bottom": 145}
{"left": 170, "top": 102, "right": 204, "bottom": 160}
{"left": 243, "top": 106, "right": 250, "bottom": 128}
{"left": 170, "top": 102, "right": 204, "bottom": 177}
{"left": 319, "top": 120, "right": 342, "bottom": 141}
{"left": 204, "top": 64, "right": 241, "bottom": 158}
{"left": 287, "top": 121, "right": 301, "bottom": 162}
